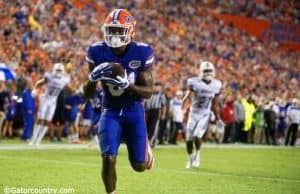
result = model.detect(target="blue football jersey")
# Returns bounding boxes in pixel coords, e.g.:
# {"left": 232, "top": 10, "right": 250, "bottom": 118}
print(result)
{"left": 86, "top": 41, "right": 154, "bottom": 109}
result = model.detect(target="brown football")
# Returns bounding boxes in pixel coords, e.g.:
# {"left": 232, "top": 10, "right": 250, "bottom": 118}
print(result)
{"left": 108, "top": 62, "right": 125, "bottom": 79}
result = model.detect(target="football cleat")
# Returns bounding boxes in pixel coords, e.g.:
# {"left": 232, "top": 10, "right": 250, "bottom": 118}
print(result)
{"left": 146, "top": 142, "right": 155, "bottom": 170}
{"left": 192, "top": 158, "right": 200, "bottom": 168}
{"left": 186, "top": 154, "right": 195, "bottom": 169}
{"left": 185, "top": 160, "right": 193, "bottom": 169}
{"left": 192, "top": 152, "right": 201, "bottom": 167}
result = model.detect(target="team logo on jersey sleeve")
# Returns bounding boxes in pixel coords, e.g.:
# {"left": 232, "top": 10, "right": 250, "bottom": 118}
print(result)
{"left": 129, "top": 60, "right": 141, "bottom": 69}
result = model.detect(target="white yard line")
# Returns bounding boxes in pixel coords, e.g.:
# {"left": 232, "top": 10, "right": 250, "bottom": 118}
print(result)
{"left": 0, "top": 154, "right": 299, "bottom": 183}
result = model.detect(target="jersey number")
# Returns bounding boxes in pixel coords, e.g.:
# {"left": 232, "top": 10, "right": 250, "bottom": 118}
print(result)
{"left": 196, "top": 96, "right": 211, "bottom": 109}
{"left": 48, "top": 86, "right": 60, "bottom": 96}
{"left": 107, "top": 72, "right": 135, "bottom": 96}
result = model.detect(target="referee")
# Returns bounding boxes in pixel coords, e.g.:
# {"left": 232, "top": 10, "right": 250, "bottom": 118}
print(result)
{"left": 144, "top": 83, "right": 167, "bottom": 147}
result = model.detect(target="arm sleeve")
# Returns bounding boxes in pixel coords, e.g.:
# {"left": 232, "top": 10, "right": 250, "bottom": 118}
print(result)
{"left": 187, "top": 78, "right": 195, "bottom": 91}
{"left": 85, "top": 46, "right": 96, "bottom": 71}
{"left": 141, "top": 45, "right": 155, "bottom": 72}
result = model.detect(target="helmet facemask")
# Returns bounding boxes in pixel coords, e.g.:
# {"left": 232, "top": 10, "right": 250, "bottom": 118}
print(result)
{"left": 103, "top": 25, "right": 133, "bottom": 48}
{"left": 201, "top": 69, "right": 214, "bottom": 81}
{"left": 199, "top": 61, "right": 215, "bottom": 82}
{"left": 53, "top": 63, "right": 65, "bottom": 78}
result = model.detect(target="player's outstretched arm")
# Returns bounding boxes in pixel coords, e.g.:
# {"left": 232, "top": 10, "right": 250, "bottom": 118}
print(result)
{"left": 182, "top": 90, "right": 193, "bottom": 109}
{"left": 127, "top": 70, "right": 155, "bottom": 99}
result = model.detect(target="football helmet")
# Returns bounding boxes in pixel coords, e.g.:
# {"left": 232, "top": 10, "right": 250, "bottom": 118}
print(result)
{"left": 52, "top": 63, "right": 65, "bottom": 77}
{"left": 199, "top": 61, "right": 215, "bottom": 81}
{"left": 103, "top": 9, "right": 136, "bottom": 48}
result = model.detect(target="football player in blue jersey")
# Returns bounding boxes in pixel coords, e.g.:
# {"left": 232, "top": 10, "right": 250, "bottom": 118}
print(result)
{"left": 83, "top": 9, "right": 155, "bottom": 194}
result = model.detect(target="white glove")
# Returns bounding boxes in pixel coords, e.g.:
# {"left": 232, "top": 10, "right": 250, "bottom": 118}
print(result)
{"left": 88, "top": 62, "right": 112, "bottom": 82}
{"left": 102, "top": 71, "right": 130, "bottom": 89}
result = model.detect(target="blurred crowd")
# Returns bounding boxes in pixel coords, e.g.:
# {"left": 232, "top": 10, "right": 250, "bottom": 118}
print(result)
{"left": 0, "top": 0, "right": 299, "bottom": 145}
{"left": 206, "top": 0, "right": 300, "bottom": 24}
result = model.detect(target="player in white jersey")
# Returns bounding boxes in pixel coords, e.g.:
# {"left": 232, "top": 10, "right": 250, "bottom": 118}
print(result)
{"left": 183, "top": 61, "right": 222, "bottom": 168}
{"left": 29, "top": 63, "right": 71, "bottom": 145}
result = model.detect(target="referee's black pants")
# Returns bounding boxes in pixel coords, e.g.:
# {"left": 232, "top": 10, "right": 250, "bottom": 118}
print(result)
{"left": 146, "top": 108, "right": 160, "bottom": 142}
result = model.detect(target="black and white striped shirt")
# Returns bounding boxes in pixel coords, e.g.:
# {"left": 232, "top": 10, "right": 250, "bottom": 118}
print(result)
{"left": 144, "top": 93, "right": 167, "bottom": 110}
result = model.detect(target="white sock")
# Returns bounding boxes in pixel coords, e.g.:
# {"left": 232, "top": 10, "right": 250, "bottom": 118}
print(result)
{"left": 195, "top": 150, "right": 200, "bottom": 159}
{"left": 31, "top": 124, "right": 42, "bottom": 143}
{"left": 107, "top": 191, "right": 116, "bottom": 194}
{"left": 188, "top": 153, "right": 194, "bottom": 161}
{"left": 36, "top": 126, "right": 48, "bottom": 144}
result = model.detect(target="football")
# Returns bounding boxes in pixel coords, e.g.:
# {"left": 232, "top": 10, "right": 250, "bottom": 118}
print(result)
{"left": 108, "top": 62, "right": 125, "bottom": 79}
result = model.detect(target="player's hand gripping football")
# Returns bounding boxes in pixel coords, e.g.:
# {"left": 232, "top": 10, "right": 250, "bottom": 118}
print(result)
{"left": 89, "top": 62, "right": 113, "bottom": 82}
{"left": 103, "top": 71, "right": 130, "bottom": 89}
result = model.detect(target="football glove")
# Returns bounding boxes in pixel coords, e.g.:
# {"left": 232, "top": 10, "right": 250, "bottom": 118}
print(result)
{"left": 102, "top": 71, "right": 130, "bottom": 89}
{"left": 89, "top": 62, "right": 112, "bottom": 82}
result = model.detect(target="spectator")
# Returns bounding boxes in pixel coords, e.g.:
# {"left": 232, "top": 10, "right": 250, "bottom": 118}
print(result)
{"left": 234, "top": 92, "right": 245, "bottom": 143}
{"left": 253, "top": 100, "right": 264, "bottom": 144}
{"left": 264, "top": 101, "right": 277, "bottom": 145}
{"left": 276, "top": 99, "right": 288, "bottom": 145}
{"left": 0, "top": 82, "right": 9, "bottom": 135}
{"left": 2, "top": 86, "right": 16, "bottom": 138}
{"left": 221, "top": 98, "right": 235, "bottom": 143}
{"left": 65, "top": 90, "right": 84, "bottom": 144}
{"left": 21, "top": 79, "right": 35, "bottom": 140}
{"left": 168, "top": 90, "right": 184, "bottom": 145}
{"left": 79, "top": 99, "right": 93, "bottom": 140}
{"left": 285, "top": 98, "right": 300, "bottom": 146}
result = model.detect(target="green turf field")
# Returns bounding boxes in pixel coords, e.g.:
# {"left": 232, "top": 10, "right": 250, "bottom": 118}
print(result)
{"left": 0, "top": 142, "right": 299, "bottom": 194}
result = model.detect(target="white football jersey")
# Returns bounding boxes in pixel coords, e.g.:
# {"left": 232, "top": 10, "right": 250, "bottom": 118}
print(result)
{"left": 44, "top": 72, "right": 70, "bottom": 101}
{"left": 187, "top": 77, "right": 222, "bottom": 114}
